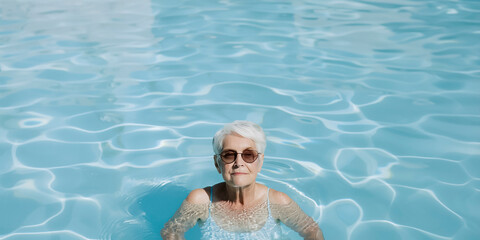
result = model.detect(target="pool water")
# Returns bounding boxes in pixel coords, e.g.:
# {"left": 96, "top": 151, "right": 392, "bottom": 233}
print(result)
{"left": 1, "top": 0, "right": 479, "bottom": 239}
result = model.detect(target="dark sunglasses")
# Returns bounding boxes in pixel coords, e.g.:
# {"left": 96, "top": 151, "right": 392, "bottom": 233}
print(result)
{"left": 218, "top": 149, "right": 261, "bottom": 164}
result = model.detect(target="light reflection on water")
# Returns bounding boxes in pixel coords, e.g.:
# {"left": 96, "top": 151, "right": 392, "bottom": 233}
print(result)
{"left": 0, "top": 0, "right": 479, "bottom": 239}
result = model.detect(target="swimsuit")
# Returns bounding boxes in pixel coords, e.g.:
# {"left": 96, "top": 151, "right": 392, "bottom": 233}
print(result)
{"left": 200, "top": 187, "right": 283, "bottom": 240}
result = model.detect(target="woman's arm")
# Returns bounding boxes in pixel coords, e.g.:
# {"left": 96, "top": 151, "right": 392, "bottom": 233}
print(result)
{"left": 270, "top": 190, "right": 324, "bottom": 240}
{"left": 160, "top": 188, "right": 209, "bottom": 239}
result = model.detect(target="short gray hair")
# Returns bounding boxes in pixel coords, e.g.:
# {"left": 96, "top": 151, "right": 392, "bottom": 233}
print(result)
{"left": 212, "top": 120, "right": 266, "bottom": 155}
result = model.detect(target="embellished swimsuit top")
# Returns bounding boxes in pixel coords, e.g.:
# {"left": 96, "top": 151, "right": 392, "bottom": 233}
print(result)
{"left": 199, "top": 187, "right": 283, "bottom": 240}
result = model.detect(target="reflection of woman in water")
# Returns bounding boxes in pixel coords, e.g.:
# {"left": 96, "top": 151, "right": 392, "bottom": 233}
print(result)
{"left": 161, "top": 121, "right": 324, "bottom": 240}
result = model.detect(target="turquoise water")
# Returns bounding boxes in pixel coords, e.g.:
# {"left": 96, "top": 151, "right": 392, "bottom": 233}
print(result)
{"left": 1, "top": 0, "right": 479, "bottom": 239}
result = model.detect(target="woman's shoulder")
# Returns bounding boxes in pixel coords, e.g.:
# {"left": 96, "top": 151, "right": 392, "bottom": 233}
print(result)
{"left": 186, "top": 187, "right": 211, "bottom": 204}
{"left": 267, "top": 187, "right": 294, "bottom": 205}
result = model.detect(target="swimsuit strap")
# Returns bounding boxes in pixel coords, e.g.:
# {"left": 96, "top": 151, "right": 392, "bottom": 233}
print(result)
{"left": 209, "top": 186, "right": 213, "bottom": 216}
{"left": 210, "top": 186, "right": 214, "bottom": 202}
{"left": 267, "top": 188, "right": 271, "bottom": 216}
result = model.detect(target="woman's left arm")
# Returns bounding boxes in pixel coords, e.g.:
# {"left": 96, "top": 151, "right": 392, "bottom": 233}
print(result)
{"left": 161, "top": 200, "right": 207, "bottom": 239}
{"left": 270, "top": 191, "right": 324, "bottom": 240}
{"left": 161, "top": 188, "right": 210, "bottom": 239}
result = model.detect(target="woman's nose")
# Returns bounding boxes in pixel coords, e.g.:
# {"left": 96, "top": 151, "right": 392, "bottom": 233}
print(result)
{"left": 233, "top": 153, "right": 246, "bottom": 166}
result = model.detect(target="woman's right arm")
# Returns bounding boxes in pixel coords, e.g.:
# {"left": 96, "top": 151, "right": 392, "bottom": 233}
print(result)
{"left": 160, "top": 188, "right": 209, "bottom": 239}
{"left": 273, "top": 200, "right": 324, "bottom": 240}
{"left": 270, "top": 190, "right": 324, "bottom": 240}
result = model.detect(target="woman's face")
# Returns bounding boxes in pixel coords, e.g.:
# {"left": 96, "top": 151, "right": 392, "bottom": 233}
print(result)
{"left": 214, "top": 133, "right": 263, "bottom": 188}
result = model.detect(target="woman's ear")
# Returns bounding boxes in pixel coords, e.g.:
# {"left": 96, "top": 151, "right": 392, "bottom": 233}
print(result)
{"left": 214, "top": 155, "right": 221, "bottom": 174}
{"left": 256, "top": 154, "right": 264, "bottom": 173}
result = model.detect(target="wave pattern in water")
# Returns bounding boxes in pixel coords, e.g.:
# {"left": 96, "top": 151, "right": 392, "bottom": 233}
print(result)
{"left": 0, "top": 0, "right": 479, "bottom": 239}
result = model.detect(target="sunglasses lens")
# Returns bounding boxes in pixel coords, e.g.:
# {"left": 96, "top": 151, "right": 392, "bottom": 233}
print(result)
{"left": 242, "top": 150, "right": 257, "bottom": 163}
{"left": 220, "top": 150, "right": 259, "bottom": 163}
{"left": 221, "top": 151, "right": 236, "bottom": 163}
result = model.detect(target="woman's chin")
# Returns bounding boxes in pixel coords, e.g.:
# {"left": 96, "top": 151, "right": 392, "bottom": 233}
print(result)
{"left": 226, "top": 180, "right": 254, "bottom": 188}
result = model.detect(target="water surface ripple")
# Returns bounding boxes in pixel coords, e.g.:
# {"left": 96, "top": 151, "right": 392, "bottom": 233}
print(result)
{"left": 0, "top": 0, "right": 479, "bottom": 239}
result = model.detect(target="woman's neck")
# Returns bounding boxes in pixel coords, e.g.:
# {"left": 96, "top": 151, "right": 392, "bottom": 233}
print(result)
{"left": 223, "top": 182, "right": 258, "bottom": 206}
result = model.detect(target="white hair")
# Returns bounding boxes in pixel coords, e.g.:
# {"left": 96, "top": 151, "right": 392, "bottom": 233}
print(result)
{"left": 212, "top": 120, "right": 266, "bottom": 155}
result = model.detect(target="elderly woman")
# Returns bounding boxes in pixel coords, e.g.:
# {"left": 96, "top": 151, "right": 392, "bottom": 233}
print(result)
{"left": 161, "top": 121, "right": 324, "bottom": 240}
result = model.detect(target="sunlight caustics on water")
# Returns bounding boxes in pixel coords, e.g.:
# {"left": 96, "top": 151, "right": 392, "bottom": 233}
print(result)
{"left": 0, "top": 0, "right": 479, "bottom": 239}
